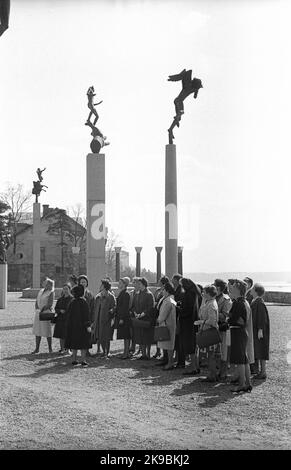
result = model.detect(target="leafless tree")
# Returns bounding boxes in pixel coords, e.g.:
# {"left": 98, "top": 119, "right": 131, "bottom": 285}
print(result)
{"left": 0, "top": 184, "right": 32, "bottom": 255}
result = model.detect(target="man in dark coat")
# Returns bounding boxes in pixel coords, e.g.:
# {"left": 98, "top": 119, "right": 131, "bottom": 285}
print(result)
{"left": 171, "top": 274, "right": 185, "bottom": 368}
{"left": 250, "top": 283, "right": 270, "bottom": 380}
{"left": 131, "top": 278, "right": 155, "bottom": 360}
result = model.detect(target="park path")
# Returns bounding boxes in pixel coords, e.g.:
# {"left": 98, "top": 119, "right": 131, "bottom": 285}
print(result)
{"left": 0, "top": 294, "right": 290, "bottom": 449}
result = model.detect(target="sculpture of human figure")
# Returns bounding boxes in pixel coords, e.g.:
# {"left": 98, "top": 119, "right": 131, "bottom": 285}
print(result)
{"left": 0, "top": 0, "right": 10, "bottom": 37}
{"left": 37, "top": 167, "right": 46, "bottom": 182}
{"left": 86, "top": 86, "right": 103, "bottom": 126}
{"left": 167, "top": 69, "right": 203, "bottom": 143}
{"left": 85, "top": 120, "right": 110, "bottom": 154}
{"left": 32, "top": 181, "right": 48, "bottom": 203}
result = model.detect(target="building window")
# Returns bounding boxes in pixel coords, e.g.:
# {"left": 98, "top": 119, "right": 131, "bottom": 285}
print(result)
{"left": 17, "top": 253, "right": 24, "bottom": 259}
{"left": 40, "top": 247, "right": 46, "bottom": 262}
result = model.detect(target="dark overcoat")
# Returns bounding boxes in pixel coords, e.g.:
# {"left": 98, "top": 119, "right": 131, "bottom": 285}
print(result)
{"left": 251, "top": 297, "right": 270, "bottom": 360}
{"left": 65, "top": 298, "right": 91, "bottom": 350}
{"left": 53, "top": 294, "right": 73, "bottom": 340}
{"left": 131, "top": 289, "right": 155, "bottom": 345}
{"left": 116, "top": 289, "right": 131, "bottom": 340}
{"left": 179, "top": 289, "right": 200, "bottom": 354}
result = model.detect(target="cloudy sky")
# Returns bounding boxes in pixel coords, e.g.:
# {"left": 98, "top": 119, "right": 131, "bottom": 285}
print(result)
{"left": 1, "top": 0, "right": 291, "bottom": 274}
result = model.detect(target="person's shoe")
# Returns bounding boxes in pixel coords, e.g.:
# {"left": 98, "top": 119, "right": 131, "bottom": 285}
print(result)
{"left": 107, "top": 353, "right": 112, "bottom": 358}
{"left": 201, "top": 377, "right": 216, "bottom": 383}
{"left": 72, "top": 361, "right": 78, "bottom": 366}
{"left": 242, "top": 385, "right": 253, "bottom": 392}
{"left": 81, "top": 361, "right": 89, "bottom": 367}
{"left": 231, "top": 386, "right": 246, "bottom": 393}
{"left": 31, "top": 350, "right": 39, "bottom": 355}
{"left": 183, "top": 369, "right": 200, "bottom": 376}
{"left": 254, "top": 373, "right": 267, "bottom": 380}
{"left": 138, "top": 356, "right": 148, "bottom": 360}
{"left": 152, "top": 352, "right": 161, "bottom": 359}
{"left": 229, "top": 377, "right": 239, "bottom": 384}
{"left": 163, "top": 365, "right": 174, "bottom": 371}
{"left": 174, "top": 363, "right": 186, "bottom": 369}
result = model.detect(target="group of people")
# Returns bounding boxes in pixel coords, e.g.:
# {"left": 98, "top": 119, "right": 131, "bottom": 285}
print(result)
{"left": 32, "top": 273, "right": 270, "bottom": 393}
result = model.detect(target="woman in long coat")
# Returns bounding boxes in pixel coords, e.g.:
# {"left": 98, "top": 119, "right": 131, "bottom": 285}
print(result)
{"left": 53, "top": 284, "right": 73, "bottom": 353}
{"left": 78, "top": 274, "right": 96, "bottom": 356}
{"left": 179, "top": 278, "right": 202, "bottom": 375}
{"left": 250, "top": 283, "right": 270, "bottom": 379}
{"left": 32, "top": 277, "right": 55, "bottom": 354}
{"left": 228, "top": 280, "right": 252, "bottom": 393}
{"left": 92, "top": 279, "right": 116, "bottom": 357}
{"left": 65, "top": 285, "right": 92, "bottom": 366}
{"left": 131, "top": 277, "right": 155, "bottom": 360}
{"left": 116, "top": 277, "right": 131, "bottom": 359}
{"left": 157, "top": 282, "right": 176, "bottom": 370}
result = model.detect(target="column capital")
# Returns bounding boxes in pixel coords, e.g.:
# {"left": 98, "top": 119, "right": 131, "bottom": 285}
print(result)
{"left": 114, "top": 246, "right": 122, "bottom": 253}
{"left": 135, "top": 246, "right": 143, "bottom": 253}
{"left": 155, "top": 246, "right": 163, "bottom": 254}
{"left": 178, "top": 246, "right": 183, "bottom": 253}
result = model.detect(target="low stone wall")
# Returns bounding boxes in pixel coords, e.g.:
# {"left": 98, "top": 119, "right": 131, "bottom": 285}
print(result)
{"left": 264, "top": 291, "right": 291, "bottom": 305}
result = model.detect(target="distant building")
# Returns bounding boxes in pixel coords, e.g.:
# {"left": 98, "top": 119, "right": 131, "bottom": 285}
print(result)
{"left": 7, "top": 204, "right": 130, "bottom": 290}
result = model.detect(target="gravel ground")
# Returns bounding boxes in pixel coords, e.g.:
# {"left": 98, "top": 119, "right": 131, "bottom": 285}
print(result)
{"left": 0, "top": 293, "right": 290, "bottom": 450}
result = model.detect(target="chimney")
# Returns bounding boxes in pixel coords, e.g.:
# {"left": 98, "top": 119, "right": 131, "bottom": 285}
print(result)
{"left": 42, "top": 204, "right": 49, "bottom": 217}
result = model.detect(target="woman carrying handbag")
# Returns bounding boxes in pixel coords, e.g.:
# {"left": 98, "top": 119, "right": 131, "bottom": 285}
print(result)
{"left": 195, "top": 285, "right": 220, "bottom": 382}
{"left": 31, "top": 278, "right": 55, "bottom": 354}
{"left": 156, "top": 282, "right": 177, "bottom": 370}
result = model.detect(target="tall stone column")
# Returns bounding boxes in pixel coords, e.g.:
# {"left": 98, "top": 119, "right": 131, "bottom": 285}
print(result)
{"left": 165, "top": 144, "right": 178, "bottom": 278}
{"left": 86, "top": 153, "right": 106, "bottom": 296}
{"left": 135, "top": 247, "right": 142, "bottom": 277}
{"left": 32, "top": 202, "right": 41, "bottom": 288}
{"left": 155, "top": 247, "right": 163, "bottom": 283}
{"left": 178, "top": 246, "right": 183, "bottom": 276}
{"left": 115, "top": 247, "right": 122, "bottom": 282}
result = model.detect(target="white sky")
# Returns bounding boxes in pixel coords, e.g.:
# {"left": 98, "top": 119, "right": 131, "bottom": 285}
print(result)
{"left": 1, "top": 0, "right": 291, "bottom": 273}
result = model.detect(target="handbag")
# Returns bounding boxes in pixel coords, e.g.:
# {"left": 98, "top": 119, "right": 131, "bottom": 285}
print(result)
{"left": 196, "top": 321, "right": 222, "bottom": 349}
{"left": 39, "top": 310, "right": 55, "bottom": 321}
{"left": 131, "top": 317, "right": 151, "bottom": 329}
{"left": 154, "top": 325, "right": 170, "bottom": 342}
{"left": 154, "top": 298, "right": 172, "bottom": 342}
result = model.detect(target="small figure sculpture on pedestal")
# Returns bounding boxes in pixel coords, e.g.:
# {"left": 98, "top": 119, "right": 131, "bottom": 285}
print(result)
{"left": 32, "top": 168, "right": 48, "bottom": 203}
{"left": 85, "top": 85, "right": 110, "bottom": 154}
{"left": 168, "top": 69, "right": 203, "bottom": 144}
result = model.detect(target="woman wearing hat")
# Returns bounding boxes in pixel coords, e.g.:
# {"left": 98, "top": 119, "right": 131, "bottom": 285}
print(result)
{"left": 116, "top": 277, "right": 131, "bottom": 359}
{"left": 65, "top": 285, "right": 92, "bottom": 367}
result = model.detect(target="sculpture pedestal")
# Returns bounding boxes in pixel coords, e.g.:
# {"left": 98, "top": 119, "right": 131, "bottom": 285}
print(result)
{"left": 165, "top": 144, "right": 178, "bottom": 278}
{"left": 86, "top": 153, "right": 106, "bottom": 296}
{"left": 32, "top": 202, "right": 41, "bottom": 288}
{"left": 0, "top": 263, "right": 8, "bottom": 309}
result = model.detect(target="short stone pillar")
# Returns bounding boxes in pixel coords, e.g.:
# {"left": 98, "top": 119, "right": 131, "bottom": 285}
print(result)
{"left": 0, "top": 263, "right": 8, "bottom": 309}
{"left": 155, "top": 247, "right": 163, "bottom": 283}
{"left": 32, "top": 202, "right": 41, "bottom": 288}
{"left": 178, "top": 246, "right": 183, "bottom": 276}
{"left": 135, "top": 247, "right": 142, "bottom": 277}
{"left": 115, "top": 247, "right": 122, "bottom": 282}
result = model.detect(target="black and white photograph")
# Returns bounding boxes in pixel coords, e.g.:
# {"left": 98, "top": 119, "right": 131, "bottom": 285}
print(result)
{"left": 0, "top": 0, "right": 290, "bottom": 453}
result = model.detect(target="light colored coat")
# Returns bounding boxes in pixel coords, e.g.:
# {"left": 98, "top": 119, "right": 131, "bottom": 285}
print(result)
{"left": 157, "top": 295, "right": 176, "bottom": 350}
